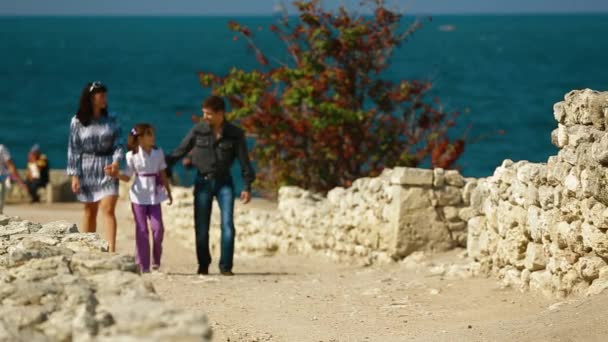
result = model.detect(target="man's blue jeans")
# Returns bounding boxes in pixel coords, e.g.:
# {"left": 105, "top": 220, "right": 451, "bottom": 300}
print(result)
{"left": 193, "top": 173, "right": 236, "bottom": 272}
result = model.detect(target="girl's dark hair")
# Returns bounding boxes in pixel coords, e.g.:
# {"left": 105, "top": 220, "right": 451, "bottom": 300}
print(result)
{"left": 76, "top": 81, "right": 108, "bottom": 126}
{"left": 127, "top": 123, "right": 155, "bottom": 154}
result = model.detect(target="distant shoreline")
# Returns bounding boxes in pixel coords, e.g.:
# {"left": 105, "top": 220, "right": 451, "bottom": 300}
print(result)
{"left": 1, "top": 12, "right": 608, "bottom": 19}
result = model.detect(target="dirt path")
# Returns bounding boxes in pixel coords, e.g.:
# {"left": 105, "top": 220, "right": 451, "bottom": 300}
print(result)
{"left": 6, "top": 202, "right": 608, "bottom": 342}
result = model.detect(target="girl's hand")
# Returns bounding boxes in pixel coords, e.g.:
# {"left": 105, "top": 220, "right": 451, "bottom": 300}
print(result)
{"left": 167, "top": 191, "right": 173, "bottom": 205}
{"left": 71, "top": 176, "right": 80, "bottom": 194}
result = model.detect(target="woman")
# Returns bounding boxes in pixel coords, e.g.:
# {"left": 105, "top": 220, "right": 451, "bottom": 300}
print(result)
{"left": 67, "top": 81, "right": 122, "bottom": 252}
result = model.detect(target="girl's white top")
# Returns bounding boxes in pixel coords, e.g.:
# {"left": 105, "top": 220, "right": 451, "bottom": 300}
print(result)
{"left": 124, "top": 147, "right": 168, "bottom": 205}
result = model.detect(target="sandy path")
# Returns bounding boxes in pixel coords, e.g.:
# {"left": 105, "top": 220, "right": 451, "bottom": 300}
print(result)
{"left": 5, "top": 202, "right": 608, "bottom": 341}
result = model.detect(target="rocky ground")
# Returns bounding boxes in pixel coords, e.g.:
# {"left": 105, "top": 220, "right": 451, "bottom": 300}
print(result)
{"left": 5, "top": 202, "right": 608, "bottom": 342}
{"left": 0, "top": 209, "right": 212, "bottom": 341}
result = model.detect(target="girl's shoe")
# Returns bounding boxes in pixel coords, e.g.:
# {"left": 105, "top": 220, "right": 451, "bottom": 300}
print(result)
{"left": 152, "top": 264, "right": 160, "bottom": 271}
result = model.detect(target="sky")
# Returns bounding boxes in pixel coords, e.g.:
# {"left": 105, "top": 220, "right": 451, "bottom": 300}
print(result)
{"left": 1, "top": 0, "right": 608, "bottom": 16}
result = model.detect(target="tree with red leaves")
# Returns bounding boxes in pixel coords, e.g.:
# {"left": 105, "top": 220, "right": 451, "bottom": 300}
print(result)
{"left": 199, "top": 0, "right": 466, "bottom": 194}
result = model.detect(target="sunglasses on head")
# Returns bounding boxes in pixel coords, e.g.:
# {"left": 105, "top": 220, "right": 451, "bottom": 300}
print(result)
{"left": 89, "top": 81, "right": 104, "bottom": 93}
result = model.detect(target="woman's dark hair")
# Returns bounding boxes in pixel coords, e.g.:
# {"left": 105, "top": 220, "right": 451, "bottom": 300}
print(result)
{"left": 127, "top": 123, "right": 155, "bottom": 154}
{"left": 76, "top": 81, "right": 108, "bottom": 126}
{"left": 202, "top": 95, "right": 226, "bottom": 113}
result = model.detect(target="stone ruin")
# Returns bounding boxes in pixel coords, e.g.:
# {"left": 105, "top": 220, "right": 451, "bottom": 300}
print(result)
{"left": 467, "top": 89, "right": 608, "bottom": 298}
{"left": 0, "top": 215, "right": 212, "bottom": 341}
{"left": 164, "top": 89, "right": 608, "bottom": 298}
{"left": 4, "top": 92, "right": 606, "bottom": 341}
{"left": 166, "top": 166, "right": 474, "bottom": 265}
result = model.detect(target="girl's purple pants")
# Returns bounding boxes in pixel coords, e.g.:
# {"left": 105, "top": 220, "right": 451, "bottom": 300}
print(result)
{"left": 131, "top": 203, "right": 164, "bottom": 272}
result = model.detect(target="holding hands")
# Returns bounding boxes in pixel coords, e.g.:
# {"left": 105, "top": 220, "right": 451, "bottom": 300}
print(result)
{"left": 104, "top": 162, "right": 120, "bottom": 178}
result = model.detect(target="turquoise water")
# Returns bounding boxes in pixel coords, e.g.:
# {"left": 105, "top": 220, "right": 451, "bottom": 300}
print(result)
{"left": 1, "top": 15, "right": 608, "bottom": 190}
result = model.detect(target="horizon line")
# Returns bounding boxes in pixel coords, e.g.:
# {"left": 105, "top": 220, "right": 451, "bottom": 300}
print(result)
{"left": 1, "top": 11, "right": 608, "bottom": 18}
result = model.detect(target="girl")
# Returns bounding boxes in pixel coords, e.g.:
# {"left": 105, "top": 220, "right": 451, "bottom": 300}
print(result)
{"left": 118, "top": 123, "right": 173, "bottom": 273}
{"left": 67, "top": 81, "right": 122, "bottom": 252}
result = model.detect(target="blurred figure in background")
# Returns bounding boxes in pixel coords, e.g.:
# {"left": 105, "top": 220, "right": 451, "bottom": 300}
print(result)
{"left": 25, "top": 144, "right": 50, "bottom": 203}
{"left": 0, "top": 144, "right": 27, "bottom": 213}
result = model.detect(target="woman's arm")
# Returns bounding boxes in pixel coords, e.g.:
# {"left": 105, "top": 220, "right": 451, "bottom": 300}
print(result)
{"left": 66, "top": 118, "right": 82, "bottom": 193}
{"left": 117, "top": 173, "right": 131, "bottom": 182}
{"left": 105, "top": 114, "right": 123, "bottom": 177}
{"left": 111, "top": 113, "right": 124, "bottom": 166}
{"left": 66, "top": 118, "right": 82, "bottom": 178}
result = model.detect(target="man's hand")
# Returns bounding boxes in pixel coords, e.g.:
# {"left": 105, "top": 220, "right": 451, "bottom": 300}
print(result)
{"left": 182, "top": 157, "right": 193, "bottom": 168}
{"left": 240, "top": 191, "right": 251, "bottom": 204}
{"left": 71, "top": 176, "right": 81, "bottom": 194}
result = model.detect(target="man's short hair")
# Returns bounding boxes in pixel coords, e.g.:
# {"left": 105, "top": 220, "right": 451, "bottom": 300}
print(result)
{"left": 203, "top": 95, "right": 226, "bottom": 113}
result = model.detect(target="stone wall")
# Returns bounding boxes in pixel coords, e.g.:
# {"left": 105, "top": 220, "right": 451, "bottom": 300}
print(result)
{"left": 467, "top": 89, "right": 608, "bottom": 298}
{"left": 164, "top": 167, "right": 473, "bottom": 265}
{"left": 5, "top": 170, "right": 76, "bottom": 204}
{"left": 0, "top": 215, "right": 212, "bottom": 341}
{"left": 164, "top": 89, "right": 608, "bottom": 298}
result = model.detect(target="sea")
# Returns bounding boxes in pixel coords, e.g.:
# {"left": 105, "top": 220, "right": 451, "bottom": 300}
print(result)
{"left": 1, "top": 15, "right": 608, "bottom": 190}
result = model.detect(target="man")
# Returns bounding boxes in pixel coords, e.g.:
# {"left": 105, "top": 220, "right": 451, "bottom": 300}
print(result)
{"left": 168, "top": 95, "right": 255, "bottom": 276}
{"left": 0, "top": 144, "right": 27, "bottom": 214}
{"left": 25, "top": 144, "right": 50, "bottom": 203}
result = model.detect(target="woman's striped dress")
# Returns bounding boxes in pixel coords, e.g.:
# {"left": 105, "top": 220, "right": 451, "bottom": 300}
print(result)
{"left": 67, "top": 113, "right": 123, "bottom": 203}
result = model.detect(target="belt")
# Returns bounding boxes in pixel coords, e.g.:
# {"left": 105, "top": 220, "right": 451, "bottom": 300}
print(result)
{"left": 137, "top": 172, "right": 163, "bottom": 187}
{"left": 200, "top": 173, "right": 214, "bottom": 180}
{"left": 198, "top": 172, "right": 231, "bottom": 181}
{"left": 83, "top": 151, "right": 114, "bottom": 157}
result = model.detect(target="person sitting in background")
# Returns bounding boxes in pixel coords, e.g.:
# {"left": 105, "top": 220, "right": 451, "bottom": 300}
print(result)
{"left": 25, "top": 144, "right": 50, "bottom": 203}
{"left": 0, "top": 144, "right": 27, "bottom": 213}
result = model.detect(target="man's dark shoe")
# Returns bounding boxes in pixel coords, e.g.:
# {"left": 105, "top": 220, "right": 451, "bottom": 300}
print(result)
{"left": 197, "top": 266, "right": 209, "bottom": 275}
{"left": 220, "top": 270, "right": 234, "bottom": 276}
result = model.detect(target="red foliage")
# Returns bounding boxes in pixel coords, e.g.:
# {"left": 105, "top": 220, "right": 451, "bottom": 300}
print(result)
{"left": 200, "top": 0, "right": 468, "bottom": 194}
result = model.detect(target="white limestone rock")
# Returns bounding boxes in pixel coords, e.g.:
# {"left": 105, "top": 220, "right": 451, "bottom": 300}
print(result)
{"left": 524, "top": 243, "right": 547, "bottom": 271}
{"left": 444, "top": 170, "right": 465, "bottom": 187}
{"left": 390, "top": 167, "right": 433, "bottom": 186}
{"left": 37, "top": 221, "right": 79, "bottom": 235}
{"left": 433, "top": 168, "right": 445, "bottom": 187}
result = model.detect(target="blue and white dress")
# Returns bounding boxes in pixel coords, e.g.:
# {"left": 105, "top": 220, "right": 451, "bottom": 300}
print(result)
{"left": 67, "top": 113, "right": 123, "bottom": 203}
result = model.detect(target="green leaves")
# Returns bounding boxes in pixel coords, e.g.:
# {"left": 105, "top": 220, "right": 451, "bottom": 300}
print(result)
{"left": 196, "top": 0, "right": 466, "bottom": 195}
